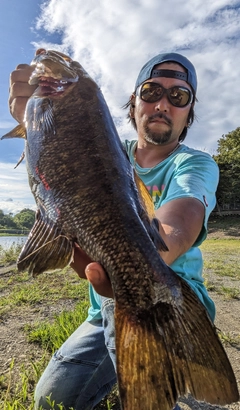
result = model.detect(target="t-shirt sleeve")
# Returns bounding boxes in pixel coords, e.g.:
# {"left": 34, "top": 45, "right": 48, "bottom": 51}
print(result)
{"left": 160, "top": 153, "right": 219, "bottom": 246}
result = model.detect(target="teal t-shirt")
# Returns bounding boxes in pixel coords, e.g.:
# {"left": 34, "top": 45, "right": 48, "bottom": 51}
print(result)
{"left": 87, "top": 141, "right": 219, "bottom": 322}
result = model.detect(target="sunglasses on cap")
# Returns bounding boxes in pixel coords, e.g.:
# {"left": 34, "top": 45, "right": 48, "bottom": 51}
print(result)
{"left": 136, "top": 82, "right": 194, "bottom": 107}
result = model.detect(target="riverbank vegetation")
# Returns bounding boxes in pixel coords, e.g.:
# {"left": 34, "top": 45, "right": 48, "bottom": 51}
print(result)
{"left": 0, "top": 209, "right": 35, "bottom": 235}
{"left": 213, "top": 127, "right": 240, "bottom": 212}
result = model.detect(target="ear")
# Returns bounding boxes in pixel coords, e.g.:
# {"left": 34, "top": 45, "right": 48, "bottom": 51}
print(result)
{"left": 186, "top": 102, "right": 194, "bottom": 127}
{"left": 129, "top": 94, "right": 136, "bottom": 118}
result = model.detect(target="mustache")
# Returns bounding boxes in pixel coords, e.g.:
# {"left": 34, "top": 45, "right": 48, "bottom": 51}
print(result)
{"left": 148, "top": 113, "right": 172, "bottom": 126}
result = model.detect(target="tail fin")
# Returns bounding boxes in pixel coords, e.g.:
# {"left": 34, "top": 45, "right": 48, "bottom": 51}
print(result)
{"left": 18, "top": 208, "right": 73, "bottom": 276}
{"left": 115, "top": 279, "right": 239, "bottom": 410}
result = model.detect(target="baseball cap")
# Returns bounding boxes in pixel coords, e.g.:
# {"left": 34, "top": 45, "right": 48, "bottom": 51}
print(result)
{"left": 135, "top": 52, "right": 197, "bottom": 95}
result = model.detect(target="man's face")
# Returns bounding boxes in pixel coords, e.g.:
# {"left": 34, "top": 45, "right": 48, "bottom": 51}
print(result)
{"left": 132, "top": 62, "right": 193, "bottom": 146}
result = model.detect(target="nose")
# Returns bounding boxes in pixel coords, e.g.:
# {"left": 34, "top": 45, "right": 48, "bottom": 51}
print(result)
{"left": 154, "top": 95, "right": 169, "bottom": 112}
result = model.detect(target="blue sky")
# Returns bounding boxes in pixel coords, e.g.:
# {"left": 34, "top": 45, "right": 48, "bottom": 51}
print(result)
{"left": 0, "top": 0, "right": 61, "bottom": 214}
{"left": 0, "top": 0, "right": 240, "bottom": 214}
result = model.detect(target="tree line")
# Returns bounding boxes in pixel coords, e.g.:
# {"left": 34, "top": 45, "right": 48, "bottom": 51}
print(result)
{"left": 0, "top": 208, "right": 35, "bottom": 234}
{"left": 213, "top": 127, "right": 240, "bottom": 212}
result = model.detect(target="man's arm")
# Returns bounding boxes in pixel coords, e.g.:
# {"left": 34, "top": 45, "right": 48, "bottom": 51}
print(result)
{"left": 156, "top": 197, "right": 205, "bottom": 265}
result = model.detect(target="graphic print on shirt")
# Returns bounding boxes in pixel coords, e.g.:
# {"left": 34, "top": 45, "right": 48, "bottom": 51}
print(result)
{"left": 146, "top": 184, "right": 165, "bottom": 204}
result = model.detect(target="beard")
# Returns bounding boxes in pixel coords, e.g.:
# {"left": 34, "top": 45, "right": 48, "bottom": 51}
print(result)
{"left": 143, "top": 113, "right": 173, "bottom": 145}
{"left": 144, "top": 126, "right": 172, "bottom": 145}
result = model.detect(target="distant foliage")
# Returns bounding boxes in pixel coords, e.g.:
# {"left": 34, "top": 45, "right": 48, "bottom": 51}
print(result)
{"left": 213, "top": 127, "right": 240, "bottom": 211}
{"left": 13, "top": 208, "right": 35, "bottom": 230}
{"left": 0, "top": 208, "right": 35, "bottom": 231}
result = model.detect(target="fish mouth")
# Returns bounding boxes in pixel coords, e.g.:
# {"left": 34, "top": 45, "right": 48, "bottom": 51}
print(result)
{"left": 30, "top": 57, "right": 79, "bottom": 97}
{"left": 35, "top": 75, "right": 76, "bottom": 97}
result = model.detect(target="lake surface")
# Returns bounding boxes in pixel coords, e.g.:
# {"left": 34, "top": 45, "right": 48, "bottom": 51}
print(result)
{"left": 0, "top": 236, "right": 27, "bottom": 249}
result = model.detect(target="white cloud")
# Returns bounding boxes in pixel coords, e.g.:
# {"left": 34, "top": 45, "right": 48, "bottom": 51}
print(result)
{"left": 2, "top": 0, "right": 240, "bottom": 212}
{"left": 0, "top": 163, "right": 36, "bottom": 215}
{"left": 32, "top": 0, "right": 240, "bottom": 154}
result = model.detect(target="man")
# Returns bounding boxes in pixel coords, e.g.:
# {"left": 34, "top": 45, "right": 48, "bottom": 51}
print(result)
{"left": 9, "top": 51, "right": 219, "bottom": 410}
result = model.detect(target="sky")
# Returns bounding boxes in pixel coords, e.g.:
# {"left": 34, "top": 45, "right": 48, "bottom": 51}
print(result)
{"left": 0, "top": 0, "right": 240, "bottom": 215}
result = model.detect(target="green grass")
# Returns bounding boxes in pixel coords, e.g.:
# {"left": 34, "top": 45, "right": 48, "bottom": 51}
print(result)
{"left": 201, "top": 238, "right": 240, "bottom": 299}
{"left": 0, "top": 243, "right": 23, "bottom": 265}
{"left": 0, "top": 243, "right": 92, "bottom": 409}
{"left": 218, "top": 330, "right": 240, "bottom": 346}
{"left": 0, "top": 232, "right": 239, "bottom": 409}
{"left": 0, "top": 268, "right": 89, "bottom": 320}
{"left": 24, "top": 301, "right": 89, "bottom": 351}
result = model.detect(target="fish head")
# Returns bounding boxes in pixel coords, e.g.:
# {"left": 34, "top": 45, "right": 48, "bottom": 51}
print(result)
{"left": 21, "top": 48, "right": 101, "bottom": 140}
{"left": 29, "top": 49, "right": 82, "bottom": 98}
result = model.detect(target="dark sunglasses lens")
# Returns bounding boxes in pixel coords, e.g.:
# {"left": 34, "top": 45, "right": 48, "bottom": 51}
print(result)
{"left": 139, "top": 83, "right": 193, "bottom": 107}
{"left": 169, "top": 87, "right": 191, "bottom": 107}
{"left": 140, "top": 83, "right": 164, "bottom": 102}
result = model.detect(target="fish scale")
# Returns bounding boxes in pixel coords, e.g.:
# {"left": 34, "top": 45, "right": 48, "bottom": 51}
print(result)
{"left": 1, "top": 49, "right": 239, "bottom": 410}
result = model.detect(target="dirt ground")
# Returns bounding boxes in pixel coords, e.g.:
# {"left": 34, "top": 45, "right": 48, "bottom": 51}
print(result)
{"left": 0, "top": 223, "right": 239, "bottom": 409}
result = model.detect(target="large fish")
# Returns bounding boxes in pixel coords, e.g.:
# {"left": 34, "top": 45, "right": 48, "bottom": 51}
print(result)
{"left": 2, "top": 50, "right": 239, "bottom": 410}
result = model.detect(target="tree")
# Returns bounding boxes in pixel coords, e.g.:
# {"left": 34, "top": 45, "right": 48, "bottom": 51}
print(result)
{"left": 0, "top": 210, "right": 4, "bottom": 228}
{"left": 213, "top": 127, "right": 240, "bottom": 210}
{"left": 2, "top": 214, "right": 18, "bottom": 229}
{"left": 13, "top": 209, "right": 35, "bottom": 230}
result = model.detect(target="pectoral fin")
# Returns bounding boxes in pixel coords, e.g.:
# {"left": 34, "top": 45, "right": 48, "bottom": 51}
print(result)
{"left": 18, "top": 207, "right": 73, "bottom": 276}
{"left": 115, "top": 277, "right": 239, "bottom": 410}
{"left": 1, "top": 124, "right": 27, "bottom": 140}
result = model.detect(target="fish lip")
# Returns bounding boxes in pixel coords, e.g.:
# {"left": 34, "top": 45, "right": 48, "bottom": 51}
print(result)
{"left": 33, "top": 78, "right": 75, "bottom": 97}
{"left": 31, "top": 72, "right": 78, "bottom": 98}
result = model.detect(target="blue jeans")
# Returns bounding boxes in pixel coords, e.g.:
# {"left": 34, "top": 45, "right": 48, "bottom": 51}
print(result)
{"left": 34, "top": 298, "right": 180, "bottom": 409}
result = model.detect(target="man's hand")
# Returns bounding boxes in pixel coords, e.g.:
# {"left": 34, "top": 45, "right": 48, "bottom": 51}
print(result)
{"left": 71, "top": 243, "right": 113, "bottom": 298}
{"left": 9, "top": 64, "right": 37, "bottom": 124}
{"left": 85, "top": 262, "right": 113, "bottom": 298}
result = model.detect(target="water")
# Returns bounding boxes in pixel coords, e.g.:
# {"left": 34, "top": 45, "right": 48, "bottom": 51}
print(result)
{"left": 0, "top": 236, "right": 27, "bottom": 249}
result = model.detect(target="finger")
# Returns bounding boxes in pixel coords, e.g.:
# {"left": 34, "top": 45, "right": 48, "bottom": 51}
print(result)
{"left": 70, "top": 243, "right": 92, "bottom": 279}
{"left": 9, "top": 65, "right": 36, "bottom": 107}
{"left": 9, "top": 71, "right": 37, "bottom": 123}
{"left": 9, "top": 81, "right": 37, "bottom": 103}
{"left": 10, "top": 64, "right": 34, "bottom": 85}
{"left": 85, "top": 262, "right": 114, "bottom": 298}
{"left": 9, "top": 96, "right": 30, "bottom": 124}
